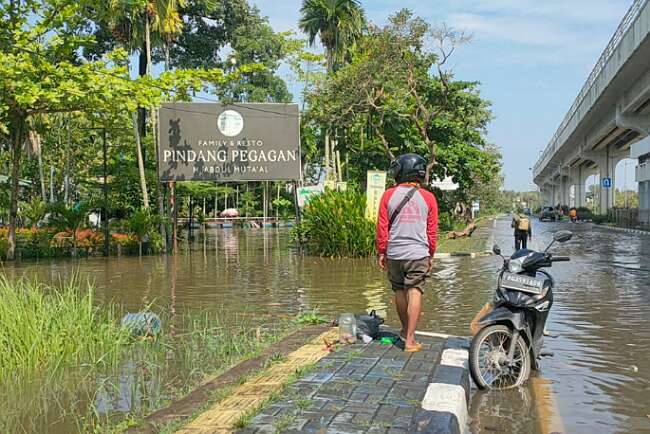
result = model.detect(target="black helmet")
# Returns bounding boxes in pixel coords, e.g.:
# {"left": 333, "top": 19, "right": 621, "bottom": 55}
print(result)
{"left": 389, "top": 153, "right": 427, "bottom": 184}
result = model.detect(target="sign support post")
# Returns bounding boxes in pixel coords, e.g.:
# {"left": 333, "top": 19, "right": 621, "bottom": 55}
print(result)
{"left": 170, "top": 181, "right": 177, "bottom": 255}
{"left": 292, "top": 180, "right": 302, "bottom": 245}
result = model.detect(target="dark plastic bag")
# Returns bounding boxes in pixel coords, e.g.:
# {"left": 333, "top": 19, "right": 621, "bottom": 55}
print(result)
{"left": 355, "top": 310, "right": 384, "bottom": 339}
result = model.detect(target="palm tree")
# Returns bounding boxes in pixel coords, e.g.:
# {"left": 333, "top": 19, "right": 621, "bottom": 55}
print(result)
{"left": 299, "top": 0, "right": 365, "bottom": 181}
{"left": 299, "top": 0, "right": 366, "bottom": 73}
{"left": 21, "top": 197, "right": 48, "bottom": 228}
{"left": 49, "top": 202, "right": 91, "bottom": 257}
{"left": 98, "top": 0, "right": 187, "bottom": 212}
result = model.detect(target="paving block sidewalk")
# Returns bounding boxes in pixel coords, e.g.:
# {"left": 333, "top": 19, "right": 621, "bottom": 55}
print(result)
{"left": 237, "top": 331, "right": 449, "bottom": 434}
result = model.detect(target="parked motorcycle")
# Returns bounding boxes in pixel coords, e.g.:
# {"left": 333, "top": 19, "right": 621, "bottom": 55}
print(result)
{"left": 469, "top": 230, "right": 573, "bottom": 389}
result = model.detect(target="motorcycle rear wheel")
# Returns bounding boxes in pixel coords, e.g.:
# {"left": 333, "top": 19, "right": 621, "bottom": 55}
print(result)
{"left": 469, "top": 325, "right": 531, "bottom": 390}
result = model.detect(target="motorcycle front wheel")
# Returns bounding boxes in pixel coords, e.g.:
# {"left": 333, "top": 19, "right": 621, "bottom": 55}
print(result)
{"left": 469, "top": 324, "right": 531, "bottom": 390}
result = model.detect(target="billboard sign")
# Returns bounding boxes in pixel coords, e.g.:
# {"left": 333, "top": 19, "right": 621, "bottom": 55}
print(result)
{"left": 158, "top": 103, "right": 301, "bottom": 182}
{"left": 297, "top": 185, "right": 324, "bottom": 208}
{"left": 365, "top": 170, "right": 387, "bottom": 221}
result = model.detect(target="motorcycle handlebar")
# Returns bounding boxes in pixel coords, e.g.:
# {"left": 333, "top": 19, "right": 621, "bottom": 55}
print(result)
{"left": 551, "top": 256, "right": 570, "bottom": 262}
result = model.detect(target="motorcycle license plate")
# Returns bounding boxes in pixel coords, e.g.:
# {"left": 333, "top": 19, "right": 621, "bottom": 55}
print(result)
{"left": 501, "top": 272, "right": 544, "bottom": 294}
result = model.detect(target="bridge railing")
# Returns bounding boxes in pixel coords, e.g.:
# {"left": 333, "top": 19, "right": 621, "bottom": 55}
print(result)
{"left": 534, "top": 0, "right": 650, "bottom": 179}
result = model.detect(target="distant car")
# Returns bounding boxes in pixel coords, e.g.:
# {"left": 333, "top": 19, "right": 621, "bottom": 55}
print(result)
{"left": 539, "top": 207, "right": 556, "bottom": 221}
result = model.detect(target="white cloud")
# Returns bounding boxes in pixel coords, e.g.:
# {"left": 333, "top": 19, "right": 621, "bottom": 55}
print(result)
{"left": 447, "top": 13, "right": 575, "bottom": 47}
{"left": 469, "top": 0, "right": 629, "bottom": 24}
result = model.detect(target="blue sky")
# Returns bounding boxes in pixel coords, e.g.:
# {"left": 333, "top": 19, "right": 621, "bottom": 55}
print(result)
{"left": 250, "top": 0, "right": 638, "bottom": 191}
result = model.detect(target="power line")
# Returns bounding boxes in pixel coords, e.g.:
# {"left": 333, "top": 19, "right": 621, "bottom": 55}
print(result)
{"left": 158, "top": 104, "right": 297, "bottom": 119}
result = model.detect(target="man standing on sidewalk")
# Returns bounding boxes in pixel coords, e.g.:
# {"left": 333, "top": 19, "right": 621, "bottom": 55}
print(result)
{"left": 376, "top": 154, "right": 439, "bottom": 353}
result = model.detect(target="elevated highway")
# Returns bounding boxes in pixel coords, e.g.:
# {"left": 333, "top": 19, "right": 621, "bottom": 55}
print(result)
{"left": 533, "top": 0, "right": 650, "bottom": 222}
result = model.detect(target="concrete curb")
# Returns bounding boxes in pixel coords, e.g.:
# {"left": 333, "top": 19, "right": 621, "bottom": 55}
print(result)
{"left": 434, "top": 251, "right": 493, "bottom": 259}
{"left": 412, "top": 337, "right": 470, "bottom": 434}
{"left": 594, "top": 224, "right": 650, "bottom": 236}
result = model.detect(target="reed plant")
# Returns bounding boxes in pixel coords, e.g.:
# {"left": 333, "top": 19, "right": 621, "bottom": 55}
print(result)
{"left": 297, "top": 188, "right": 376, "bottom": 257}
{"left": 0, "top": 275, "right": 129, "bottom": 383}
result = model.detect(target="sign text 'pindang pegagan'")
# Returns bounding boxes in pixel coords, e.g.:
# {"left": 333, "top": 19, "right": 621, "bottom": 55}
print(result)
{"left": 158, "top": 103, "right": 301, "bottom": 182}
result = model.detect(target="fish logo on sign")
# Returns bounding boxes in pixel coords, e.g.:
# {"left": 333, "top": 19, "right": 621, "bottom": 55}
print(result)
{"left": 217, "top": 110, "right": 244, "bottom": 137}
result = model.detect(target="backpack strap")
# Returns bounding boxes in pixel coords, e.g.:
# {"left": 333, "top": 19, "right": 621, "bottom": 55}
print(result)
{"left": 389, "top": 187, "right": 418, "bottom": 226}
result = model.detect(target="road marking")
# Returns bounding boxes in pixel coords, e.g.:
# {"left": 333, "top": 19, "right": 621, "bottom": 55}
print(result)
{"left": 415, "top": 330, "right": 451, "bottom": 339}
{"left": 531, "top": 376, "right": 566, "bottom": 434}
{"left": 421, "top": 383, "right": 468, "bottom": 432}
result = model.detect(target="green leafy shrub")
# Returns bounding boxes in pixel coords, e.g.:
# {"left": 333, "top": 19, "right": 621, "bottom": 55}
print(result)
{"left": 592, "top": 214, "right": 612, "bottom": 224}
{"left": 298, "top": 188, "right": 375, "bottom": 257}
{"left": 273, "top": 196, "right": 294, "bottom": 219}
{"left": 438, "top": 212, "right": 466, "bottom": 233}
{"left": 295, "top": 308, "right": 329, "bottom": 325}
{"left": 48, "top": 202, "right": 91, "bottom": 257}
{"left": 0, "top": 227, "right": 60, "bottom": 260}
{"left": 128, "top": 209, "right": 162, "bottom": 256}
{"left": 20, "top": 197, "right": 48, "bottom": 227}
{"left": 576, "top": 207, "right": 593, "bottom": 221}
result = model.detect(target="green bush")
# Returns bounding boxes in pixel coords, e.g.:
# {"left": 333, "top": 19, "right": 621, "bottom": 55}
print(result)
{"left": 0, "top": 227, "right": 60, "bottom": 260}
{"left": 128, "top": 208, "right": 163, "bottom": 255}
{"left": 297, "top": 188, "right": 375, "bottom": 257}
{"left": 438, "top": 212, "right": 466, "bottom": 233}
{"left": 576, "top": 207, "right": 593, "bottom": 221}
{"left": 592, "top": 214, "right": 612, "bottom": 224}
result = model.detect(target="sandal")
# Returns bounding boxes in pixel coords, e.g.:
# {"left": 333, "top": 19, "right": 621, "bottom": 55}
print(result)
{"left": 404, "top": 343, "right": 423, "bottom": 353}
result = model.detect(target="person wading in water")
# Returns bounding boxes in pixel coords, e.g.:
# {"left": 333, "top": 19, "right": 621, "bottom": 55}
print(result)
{"left": 511, "top": 212, "right": 532, "bottom": 251}
{"left": 376, "top": 154, "right": 439, "bottom": 352}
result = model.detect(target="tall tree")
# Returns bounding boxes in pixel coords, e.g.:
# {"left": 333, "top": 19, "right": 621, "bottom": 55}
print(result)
{"left": 0, "top": 0, "right": 137, "bottom": 259}
{"left": 306, "top": 9, "right": 497, "bottom": 209}
{"left": 167, "top": 0, "right": 292, "bottom": 102}
{"left": 0, "top": 0, "right": 251, "bottom": 259}
{"left": 299, "top": 0, "right": 366, "bottom": 73}
{"left": 299, "top": 0, "right": 366, "bottom": 181}
{"left": 90, "top": 0, "right": 187, "bottom": 211}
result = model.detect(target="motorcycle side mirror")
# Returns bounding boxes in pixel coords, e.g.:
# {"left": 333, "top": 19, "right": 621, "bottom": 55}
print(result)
{"left": 553, "top": 230, "right": 573, "bottom": 243}
{"left": 492, "top": 244, "right": 501, "bottom": 256}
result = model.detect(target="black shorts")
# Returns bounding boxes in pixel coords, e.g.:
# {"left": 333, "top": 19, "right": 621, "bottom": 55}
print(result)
{"left": 386, "top": 257, "right": 430, "bottom": 292}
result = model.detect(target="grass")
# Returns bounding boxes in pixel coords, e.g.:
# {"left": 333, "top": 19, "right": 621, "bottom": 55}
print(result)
{"left": 436, "top": 216, "right": 492, "bottom": 254}
{"left": 435, "top": 232, "right": 489, "bottom": 253}
{"left": 0, "top": 274, "right": 302, "bottom": 434}
{"left": 272, "top": 414, "right": 296, "bottom": 433}
{"left": 295, "top": 308, "right": 329, "bottom": 325}
{"left": 0, "top": 275, "right": 130, "bottom": 383}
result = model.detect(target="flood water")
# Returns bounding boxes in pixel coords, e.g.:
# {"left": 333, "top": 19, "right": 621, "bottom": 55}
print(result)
{"left": 1, "top": 219, "right": 650, "bottom": 433}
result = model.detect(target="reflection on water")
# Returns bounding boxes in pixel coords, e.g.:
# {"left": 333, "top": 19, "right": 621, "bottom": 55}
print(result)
{"left": 1, "top": 221, "right": 650, "bottom": 433}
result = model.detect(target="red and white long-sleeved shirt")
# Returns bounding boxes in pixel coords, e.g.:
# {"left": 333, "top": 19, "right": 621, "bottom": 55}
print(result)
{"left": 376, "top": 184, "right": 439, "bottom": 260}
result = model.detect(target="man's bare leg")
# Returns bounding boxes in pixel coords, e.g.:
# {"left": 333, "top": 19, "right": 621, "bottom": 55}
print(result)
{"left": 405, "top": 288, "right": 422, "bottom": 348}
{"left": 394, "top": 289, "right": 408, "bottom": 338}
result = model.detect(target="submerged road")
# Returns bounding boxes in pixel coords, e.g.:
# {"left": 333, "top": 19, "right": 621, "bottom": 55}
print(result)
{"left": 2, "top": 218, "right": 649, "bottom": 433}
{"left": 469, "top": 218, "right": 650, "bottom": 434}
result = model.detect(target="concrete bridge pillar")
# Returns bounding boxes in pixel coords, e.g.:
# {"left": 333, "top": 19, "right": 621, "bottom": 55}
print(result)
{"left": 576, "top": 165, "right": 587, "bottom": 208}
{"left": 559, "top": 175, "right": 567, "bottom": 208}
{"left": 597, "top": 150, "right": 628, "bottom": 212}
{"left": 540, "top": 183, "right": 554, "bottom": 206}
{"left": 567, "top": 165, "right": 581, "bottom": 207}
{"left": 582, "top": 151, "right": 612, "bottom": 214}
